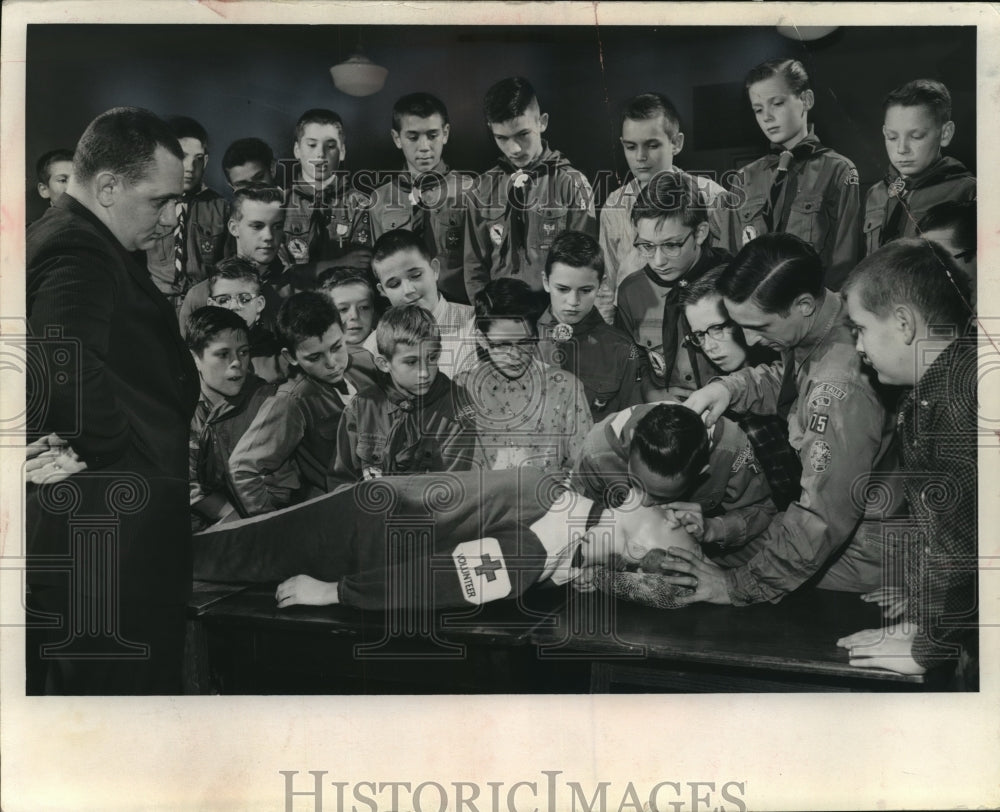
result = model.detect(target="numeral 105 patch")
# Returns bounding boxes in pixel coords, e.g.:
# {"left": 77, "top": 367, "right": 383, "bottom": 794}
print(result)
{"left": 808, "top": 412, "right": 829, "bottom": 433}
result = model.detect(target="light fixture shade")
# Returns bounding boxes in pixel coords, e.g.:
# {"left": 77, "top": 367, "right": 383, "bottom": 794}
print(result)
{"left": 330, "top": 53, "right": 388, "bottom": 97}
{"left": 775, "top": 25, "right": 838, "bottom": 42}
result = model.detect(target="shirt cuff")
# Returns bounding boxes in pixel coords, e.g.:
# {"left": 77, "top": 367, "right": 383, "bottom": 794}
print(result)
{"left": 529, "top": 492, "right": 603, "bottom": 587}
{"left": 725, "top": 566, "right": 767, "bottom": 606}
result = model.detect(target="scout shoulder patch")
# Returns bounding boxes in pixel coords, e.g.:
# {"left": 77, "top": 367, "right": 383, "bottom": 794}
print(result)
{"left": 808, "top": 439, "right": 832, "bottom": 473}
{"left": 846, "top": 167, "right": 859, "bottom": 186}
{"left": 731, "top": 441, "right": 761, "bottom": 474}
{"left": 807, "top": 412, "right": 829, "bottom": 434}
{"left": 452, "top": 538, "right": 512, "bottom": 605}
{"left": 810, "top": 382, "right": 846, "bottom": 405}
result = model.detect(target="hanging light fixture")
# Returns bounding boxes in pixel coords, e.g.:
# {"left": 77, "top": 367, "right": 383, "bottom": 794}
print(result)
{"left": 775, "top": 26, "right": 839, "bottom": 42}
{"left": 330, "top": 40, "right": 388, "bottom": 97}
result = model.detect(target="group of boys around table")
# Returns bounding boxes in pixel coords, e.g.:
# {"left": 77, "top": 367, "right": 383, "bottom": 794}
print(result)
{"left": 35, "top": 57, "right": 978, "bottom": 682}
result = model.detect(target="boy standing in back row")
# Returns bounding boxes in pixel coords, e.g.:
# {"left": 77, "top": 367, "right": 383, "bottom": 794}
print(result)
{"left": 464, "top": 77, "right": 596, "bottom": 302}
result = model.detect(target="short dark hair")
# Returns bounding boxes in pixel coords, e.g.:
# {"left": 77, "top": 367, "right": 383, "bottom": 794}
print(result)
{"left": 484, "top": 77, "right": 539, "bottom": 125}
{"left": 230, "top": 183, "right": 285, "bottom": 220}
{"left": 318, "top": 267, "right": 376, "bottom": 296}
{"left": 36, "top": 149, "right": 74, "bottom": 184}
{"left": 842, "top": 238, "right": 971, "bottom": 330}
{"left": 295, "top": 108, "right": 344, "bottom": 142}
{"left": 680, "top": 264, "right": 726, "bottom": 307}
{"left": 209, "top": 256, "right": 262, "bottom": 296}
{"left": 630, "top": 170, "right": 708, "bottom": 230}
{"left": 392, "top": 92, "right": 449, "bottom": 132}
{"left": 168, "top": 116, "right": 209, "bottom": 149}
{"left": 276, "top": 291, "right": 343, "bottom": 355}
{"left": 745, "top": 58, "right": 811, "bottom": 96}
{"left": 372, "top": 228, "right": 433, "bottom": 269}
{"left": 544, "top": 230, "right": 605, "bottom": 282}
{"left": 473, "top": 277, "right": 545, "bottom": 335}
{"left": 222, "top": 137, "right": 274, "bottom": 177}
{"left": 186, "top": 305, "right": 249, "bottom": 356}
{"left": 919, "top": 200, "right": 976, "bottom": 254}
{"left": 632, "top": 404, "right": 710, "bottom": 482}
{"left": 883, "top": 79, "right": 952, "bottom": 126}
{"left": 73, "top": 107, "right": 183, "bottom": 185}
{"left": 718, "top": 233, "right": 824, "bottom": 314}
{"left": 375, "top": 304, "right": 440, "bottom": 359}
{"left": 621, "top": 92, "right": 683, "bottom": 139}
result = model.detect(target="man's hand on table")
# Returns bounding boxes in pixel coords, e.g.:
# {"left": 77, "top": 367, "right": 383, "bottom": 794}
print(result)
{"left": 836, "top": 622, "right": 926, "bottom": 675}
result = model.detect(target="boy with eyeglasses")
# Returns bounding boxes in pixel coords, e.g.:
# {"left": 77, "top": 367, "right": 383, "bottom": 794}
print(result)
{"left": 614, "top": 172, "right": 731, "bottom": 401}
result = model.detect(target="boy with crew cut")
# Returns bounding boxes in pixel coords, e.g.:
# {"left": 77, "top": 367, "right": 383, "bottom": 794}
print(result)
{"left": 146, "top": 116, "right": 228, "bottom": 309}
{"left": 178, "top": 184, "right": 292, "bottom": 335}
{"left": 186, "top": 306, "right": 280, "bottom": 531}
{"left": 283, "top": 108, "right": 373, "bottom": 271}
{"left": 598, "top": 92, "right": 730, "bottom": 323}
{"left": 464, "top": 76, "right": 597, "bottom": 301}
{"left": 35, "top": 148, "right": 74, "bottom": 208}
{"left": 222, "top": 137, "right": 277, "bottom": 191}
{"left": 838, "top": 239, "right": 976, "bottom": 680}
{"left": 536, "top": 231, "right": 644, "bottom": 421}
{"left": 319, "top": 267, "right": 380, "bottom": 377}
{"left": 363, "top": 229, "right": 476, "bottom": 381}
{"left": 614, "top": 171, "right": 732, "bottom": 401}
{"left": 572, "top": 401, "right": 775, "bottom": 552}
{"left": 328, "top": 305, "right": 482, "bottom": 492}
{"left": 229, "top": 292, "right": 378, "bottom": 515}
{"left": 863, "top": 79, "right": 976, "bottom": 257}
{"left": 369, "top": 92, "right": 474, "bottom": 304}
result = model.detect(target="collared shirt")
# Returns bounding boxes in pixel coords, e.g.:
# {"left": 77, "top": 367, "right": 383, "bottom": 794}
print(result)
{"left": 362, "top": 294, "right": 476, "bottom": 380}
{"left": 536, "top": 306, "right": 644, "bottom": 421}
{"left": 597, "top": 171, "right": 731, "bottom": 323}
{"left": 717, "top": 292, "right": 892, "bottom": 605}
{"left": 896, "top": 338, "right": 978, "bottom": 667}
{"left": 571, "top": 402, "right": 776, "bottom": 549}
{"left": 454, "top": 358, "right": 594, "bottom": 475}
{"left": 464, "top": 145, "right": 597, "bottom": 299}
{"left": 722, "top": 133, "right": 861, "bottom": 290}
{"left": 283, "top": 171, "right": 373, "bottom": 264}
{"left": 368, "top": 166, "right": 474, "bottom": 304}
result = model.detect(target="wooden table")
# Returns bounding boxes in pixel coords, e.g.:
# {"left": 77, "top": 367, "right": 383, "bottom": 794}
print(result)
{"left": 185, "top": 583, "right": 940, "bottom": 694}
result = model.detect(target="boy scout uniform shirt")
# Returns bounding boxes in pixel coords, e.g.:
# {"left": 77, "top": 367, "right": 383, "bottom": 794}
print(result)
{"left": 147, "top": 186, "right": 228, "bottom": 299}
{"left": 368, "top": 166, "right": 474, "bottom": 304}
{"left": 724, "top": 133, "right": 861, "bottom": 290}
{"left": 714, "top": 292, "right": 892, "bottom": 605}
{"left": 454, "top": 357, "right": 594, "bottom": 475}
{"left": 328, "top": 372, "right": 481, "bottom": 492}
{"left": 464, "top": 144, "right": 597, "bottom": 300}
{"left": 283, "top": 172, "right": 372, "bottom": 265}
{"left": 229, "top": 362, "right": 379, "bottom": 515}
{"left": 861, "top": 156, "right": 976, "bottom": 256}
{"left": 597, "top": 171, "right": 732, "bottom": 323}
{"left": 361, "top": 295, "right": 477, "bottom": 381}
{"left": 614, "top": 244, "right": 731, "bottom": 393}
{"left": 571, "top": 402, "right": 776, "bottom": 549}
{"left": 536, "top": 306, "right": 644, "bottom": 421}
{"left": 193, "top": 467, "right": 598, "bottom": 610}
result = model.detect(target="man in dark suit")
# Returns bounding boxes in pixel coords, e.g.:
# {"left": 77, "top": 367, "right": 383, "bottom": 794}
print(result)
{"left": 25, "top": 107, "right": 200, "bottom": 694}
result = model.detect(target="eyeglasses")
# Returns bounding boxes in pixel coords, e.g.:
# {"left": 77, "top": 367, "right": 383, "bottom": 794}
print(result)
{"left": 633, "top": 230, "right": 695, "bottom": 258}
{"left": 483, "top": 336, "right": 536, "bottom": 353}
{"left": 684, "top": 321, "right": 735, "bottom": 347}
{"left": 209, "top": 292, "right": 260, "bottom": 307}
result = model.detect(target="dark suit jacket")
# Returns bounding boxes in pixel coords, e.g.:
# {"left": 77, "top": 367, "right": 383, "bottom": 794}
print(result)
{"left": 26, "top": 194, "right": 200, "bottom": 604}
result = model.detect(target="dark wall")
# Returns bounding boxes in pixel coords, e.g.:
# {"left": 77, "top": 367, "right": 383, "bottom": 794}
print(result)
{"left": 25, "top": 24, "right": 976, "bottom": 224}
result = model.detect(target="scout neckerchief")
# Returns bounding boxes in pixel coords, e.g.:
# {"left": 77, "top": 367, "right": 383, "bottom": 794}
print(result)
{"left": 397, "top": 164, "right": 449, "bottom": 257}
{"left": 879, "top": 156, "right": 970, "bottom": 246}
{"left": 762, "top": 133, "right": 825, "bottom": 233}
{"left": 382, "top": 373, "right": 452, "bottom": 472}
{"left": 172, "top": 191, "right": 193, "bottom": 295}
{"left": 295, "top": 171, "right": 349, "bottom": 252}
{"left": 497, "top": 146, "right": 571, "bottom": 273}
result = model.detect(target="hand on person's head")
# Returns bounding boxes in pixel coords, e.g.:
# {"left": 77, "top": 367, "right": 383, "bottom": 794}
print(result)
{"left": 682, "top": 381, "right": 731, "bottom": 428}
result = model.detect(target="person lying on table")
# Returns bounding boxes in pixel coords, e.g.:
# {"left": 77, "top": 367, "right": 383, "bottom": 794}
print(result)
{"left": 192, "top": 467, "right": 700, "bottom": 612}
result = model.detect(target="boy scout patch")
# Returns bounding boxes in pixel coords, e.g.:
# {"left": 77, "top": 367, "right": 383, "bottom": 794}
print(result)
{"left": 810, "top": 383, "right": 845, "bottom": 405}
{"left": 543, "top": 221, "right": 557, "bottom": 235}
{"left": 731, "top": 441, "right": 761, "bottom": 474}
{"left": 846, "top": 168, "right": 859, "bottom": 186}
{"left": 489, "top": 222, "right": 505, "bottom": 247}
{"left": 807, "top": 412, "right": 829, "bottom": 433}
{"left": 742, "top": 225, "right": 757, "bottom": 245}
{"left": 362, "top": 465, "right": 383, "bottom": 480}
{"left": 452, "top": 538, "right": 512, "bottom": 605}
{"left": 287, "top": 237, "right": 310, "bottom": 262}
{"left": 446, "top": 228, "right": 462, "bottom": 249}
{"left": 648, "top": 349, "right": 666, "bottom": 379}
{"left": 808, "top": 439, "right": 832, "bottom": 473}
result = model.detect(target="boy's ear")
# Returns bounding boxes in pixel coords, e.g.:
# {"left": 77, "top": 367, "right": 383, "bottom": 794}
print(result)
{"left": 37, "top": 182, "right": 51, "bottom": 200}
{"left": 376, "top": 281, "right": 387, "bottom": 299}
{"left": 429, "top": 257, "right": 441, "bottom": 282}
{"left": 94, "top": 171, "right": 119, "bottom": 208}
{"left": 541, "top": 274, "right": 551, "bottom": 293}
{"left": 441, "top": 122, "right": 451, "bottom": 145}
{"left": 227, "top": 217, "right": 240, "bottom": 237}
{"left": 671, "top": 131, "right": 685, "bottom": 156}
{"left": 293, "top": 141, "right": 302, "bottom": 162}
{"left": 373, "top": 353, "right": 391, "bottom": 374}
{"left": 800, "top": 89, "right": 816, "bottom": 112}
{"left": 390, "top": 129, "right": 403, "bottom": 150}
{"left": 940, "top": 120, "right": 956, "bottom": 148}
{"left": 893, "top": 303, "right": 918, "bottom": 345}
{"left": 538, "top": 112, "right": 549, "bottom": 133}
{"left": 280, "top": 347, "right": 298, "bottom": 367}
{"left": 693, "top": 220, "right": 711, "bottom": 247}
